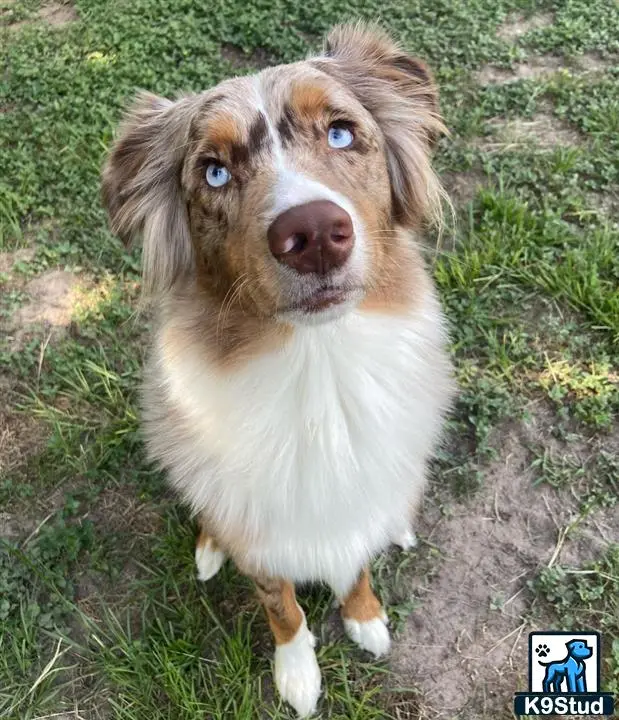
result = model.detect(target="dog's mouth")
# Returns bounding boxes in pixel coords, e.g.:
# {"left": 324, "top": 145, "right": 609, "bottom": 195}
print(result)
{"left": 281, "top": 285, "right": 363, "bottom": 314}
{"left": 290, "top": 287, "right": 348, "bottom": 312}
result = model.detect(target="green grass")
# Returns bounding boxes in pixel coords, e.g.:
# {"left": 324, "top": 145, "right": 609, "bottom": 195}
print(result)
{"left": 531, "top": 545, "right": 619, "bottom": 695}
{"left": 1, "top": 0, "right": 618, "bottom": 717}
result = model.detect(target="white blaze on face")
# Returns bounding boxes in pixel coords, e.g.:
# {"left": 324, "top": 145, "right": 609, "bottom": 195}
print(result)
{"left": 252, "top": 75, "right": 366, "bottom": 278}
{"left": 270, "top": 168, "right": 358, "bottom": 223}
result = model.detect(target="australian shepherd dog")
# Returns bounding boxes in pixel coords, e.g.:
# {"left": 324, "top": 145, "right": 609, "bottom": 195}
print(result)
{"left": 102, "top": 22, "right": 455, "bottom": 717}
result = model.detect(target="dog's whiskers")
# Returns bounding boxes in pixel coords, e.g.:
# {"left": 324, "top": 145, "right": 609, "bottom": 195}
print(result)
{"left": 216, "top": 273, "right": 249, "bottom": 341}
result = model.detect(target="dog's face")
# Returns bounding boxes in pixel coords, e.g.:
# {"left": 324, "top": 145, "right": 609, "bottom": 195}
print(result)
{"left": 566, "top": 640, "right": 593, "bottom": 660}
{"left": 102, "top": 23, "right": 446, "bottom": 325}
{"left": 181, "top": 63, "right": 390, "bottom": 324}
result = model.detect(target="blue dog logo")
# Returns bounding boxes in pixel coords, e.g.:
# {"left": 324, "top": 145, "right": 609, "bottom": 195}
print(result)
{"left": 514, "top": 631, "right": 615, "bottom": 715}
{"left": 537, "top": 639, "right": 593, "bottom": 693}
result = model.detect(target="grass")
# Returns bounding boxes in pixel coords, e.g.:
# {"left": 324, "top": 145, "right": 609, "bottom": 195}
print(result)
{"left": 1, "top": 0, "right": 618, "bottom": 718}
{"left": 532, "top": 546, "right": 619, "bottom": 695}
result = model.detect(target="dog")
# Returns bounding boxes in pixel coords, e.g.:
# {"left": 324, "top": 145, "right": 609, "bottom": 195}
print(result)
{"left": 101, "top": 22, "right": 455, "bottom": 717}
{"left": 540, "top": 639, "right": 593, "bottom": 693}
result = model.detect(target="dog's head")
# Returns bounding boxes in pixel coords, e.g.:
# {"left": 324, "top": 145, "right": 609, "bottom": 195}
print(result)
{"left": 566, "top": 640, "right": 593, "bottom": 660}
{"left": 102, "top": 22, "right": 446, "bottom": 326}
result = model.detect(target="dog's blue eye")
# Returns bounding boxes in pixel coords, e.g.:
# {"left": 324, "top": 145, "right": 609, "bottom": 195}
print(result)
{"left": 205, "top": 163, "right": 231, "bottom": 188}
{"left": 328, "top": 124, "right": 354, "bottom": 149}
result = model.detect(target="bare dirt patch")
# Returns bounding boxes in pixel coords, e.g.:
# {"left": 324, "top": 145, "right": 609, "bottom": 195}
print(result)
{"left": 475, "top": 56, "right": 564, "bottom": 85}
{"left": 573, "top": 52, "right": 619, "bottom": 73}
{"left": 442, "top": 170, "right": 487, "bottom": 206}
{"left": 0, "top": 374, "right": 49, "bottom": 525}
{"left": 0, "top": 256, "right": 51, "bottom": 490}
{"left": 391, "top": 417, "right": 617, "bottom": 719}
{"left": 88, "top": 486, "right": 164, "bottom": 539}
{"left": 38, "top": 2, "right": 76, "bottom": 27}
{"left": 0, "top": 402, "right": 46, "bottom": 481}
{"left": 498, "top": 12, "right": 554, "bottom": 42}
{"left": 476, "top": 52, "right": 618, "bottom": 86}
{"left": 587, "top": 189, "right": 619, "bottom": 220}
{"left": 478, "top": 113, "right": 581, "bottom": 151}
{"left": 220, "top": 42, "right": 271, "bottom": 70}
{"left": 2, "top": 1, "right": 76, "bottom": 30}
{"left": 74, "top": 486, "right": 164, "bottom": 612}
{"left": 0, "top": 247, "right": 34, "bottom": 273}
{"left": 2, "top": 267, "right": 95, "bottom": 352}
{"left": 17, "top": 269, "right": 83, "bottom": 327}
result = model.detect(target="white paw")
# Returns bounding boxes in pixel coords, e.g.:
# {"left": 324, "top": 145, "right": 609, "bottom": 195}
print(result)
{"left": 394, "top": 529, "right": 418, "bottom": 550}
{"left": 275, "top": 624, "right": 321, "bottom": 718}
{"left": 195, "top": 541, "right": 225, "bottom": 582}
{"left": 343, "top": 615, "right": 391, "bottom": 658}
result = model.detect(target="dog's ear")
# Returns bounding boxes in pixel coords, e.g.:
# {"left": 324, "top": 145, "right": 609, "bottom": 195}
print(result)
{"left": 312, "top": 22, "right": 447, "bottom": 227}
{"left": 101, "top": 91, "right": 199, "bottom": 296}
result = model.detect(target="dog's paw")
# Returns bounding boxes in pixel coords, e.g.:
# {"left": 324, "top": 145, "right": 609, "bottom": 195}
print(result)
{"left": 195, "top": 540, "right": 225, "bottom": 582}
{"left": 393, "top": 529, "right": 418, "bottom": 550}
{"left": 275, "top": 624, "right": 321, "bottom": 718}
{"left": 343, "top": 613, "right": 391, "bottom": 658}
{"left": 536, "top": 643, "right": 550, "bottom": 658}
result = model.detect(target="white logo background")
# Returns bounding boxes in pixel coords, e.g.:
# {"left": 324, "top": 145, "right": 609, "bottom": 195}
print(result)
{"left": 530, "top": 632, "right": 599, "bottom": 693}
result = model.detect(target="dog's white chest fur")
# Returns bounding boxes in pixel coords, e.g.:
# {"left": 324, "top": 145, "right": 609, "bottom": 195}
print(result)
{"left": 148, "top": 295, "right": 453, "bottom": 595}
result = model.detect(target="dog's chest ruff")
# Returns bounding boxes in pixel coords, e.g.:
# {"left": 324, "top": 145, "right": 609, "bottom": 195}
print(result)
{"left": 147, "top": 298, "right": 452, "bottom": 590}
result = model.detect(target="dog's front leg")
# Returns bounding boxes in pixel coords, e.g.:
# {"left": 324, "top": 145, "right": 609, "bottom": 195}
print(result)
{"left": 391, "top": 498, "right": 420, "bottom": 550}
{"left": 566, "top": 671, "right": 578, "bottom": 693}
{"left": 339, "top": 567, "right": 391, "bottom": 657}
{"left": 253, "top": 575, "right": 321, "bottom": 718}
{"left": 392, "top": 527, "right": 418, "bottom": 550}
{"left": 195, "top": 523, "right": 226, "bottom": 582}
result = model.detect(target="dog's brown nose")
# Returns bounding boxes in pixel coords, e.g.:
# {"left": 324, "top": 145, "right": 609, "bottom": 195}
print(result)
{"left": 268, "top": 200, "right": 354, "bottom": 275}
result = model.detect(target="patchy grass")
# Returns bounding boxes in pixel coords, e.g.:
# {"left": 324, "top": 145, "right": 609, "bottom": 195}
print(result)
{"left": 531, "top": 545, "right": 619, "bottom": 695}
{"left": 1, "top": 0, "right": 617, "bottom": 718}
